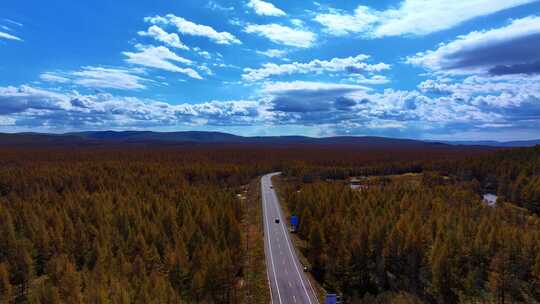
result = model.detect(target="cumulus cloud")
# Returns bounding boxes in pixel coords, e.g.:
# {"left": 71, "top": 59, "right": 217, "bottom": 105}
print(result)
{"left": 262, "top": 84, "right": 504, "bottom": 136}
{"left": 244, "top": 24, "right": 316, "bottom": 48}
{"left": 0, "top": 85, "right": 264, "bottom": 129}
{"left": 414, "top": 74, "right": 540, "bottom": 136}
{"left": 418, "top": 74, "right": 540, "bottom": 107}
{"left": 123, "top": 45, "right": 203, "bottom": 79}
{"left": 257, "top": 76, "right": 540, "bottom": 138}
{"left": 145, "top": 14, "right": 241, "bottom": 45}
{"left": 0, "top": 77, "right": 539, "bottom": 137}
{"left": 314, "top": 0, "right": 536, "bottom": 37}
{"left": 138, "top": 25, "right": 189, "bottom": 50}
{"left": 242, "top": 54, "right": 390, "bottom": 81}
{"left": 247, "top": 0, "right": 286, "bottom": 17}
{"left": 407, "top": 16, "right": 540, "bottom": 75}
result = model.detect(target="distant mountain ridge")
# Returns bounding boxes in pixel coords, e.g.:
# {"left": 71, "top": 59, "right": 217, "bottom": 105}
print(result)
{"left": 0, "top": 131, "right": 538, "bottom": 148}
{"left": 437, "top": 139, "right": 540, "bottom": 147}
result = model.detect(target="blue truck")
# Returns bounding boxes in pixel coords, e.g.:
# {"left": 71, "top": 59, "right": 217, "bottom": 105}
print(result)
{"left": 290, "top": 215, "right": 299, "bottom": 233}
{"left": 325, "top": 294, "right": 337, "bottom": 304}
{"left": 325, "top": 293, "right": 343, "bottom": 304}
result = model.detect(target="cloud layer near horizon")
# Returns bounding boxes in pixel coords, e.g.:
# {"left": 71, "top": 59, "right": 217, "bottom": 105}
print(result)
{"left": 2, "top": 72, "right": 538, "bottom": 139}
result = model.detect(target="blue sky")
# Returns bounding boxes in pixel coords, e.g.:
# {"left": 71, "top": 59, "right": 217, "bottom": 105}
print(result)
{"left": 1, "top": 0, "right": 539, "bottom": 140}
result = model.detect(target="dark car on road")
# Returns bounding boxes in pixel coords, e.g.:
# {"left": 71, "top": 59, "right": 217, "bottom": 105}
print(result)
{"left": 275, "top": 218, "right": 280, "bottom": 223}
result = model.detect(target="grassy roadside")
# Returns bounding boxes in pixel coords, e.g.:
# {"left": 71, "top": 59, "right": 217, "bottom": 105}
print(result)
{"left": 241, "top": 177, "right": 270, "bottom": 304}
{"left": 271, "top": 174, "right": 326, "bottom": 304}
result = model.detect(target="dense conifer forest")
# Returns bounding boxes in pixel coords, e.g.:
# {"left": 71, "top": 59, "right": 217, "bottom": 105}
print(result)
{"left": 0, "top": 144, "right": 538, "bottom": 303}
{"left": 280, "top": 146, "right": 540, "bottom": 303}
{"left": 0, "top": 147, "right": 273, "bottom": 303}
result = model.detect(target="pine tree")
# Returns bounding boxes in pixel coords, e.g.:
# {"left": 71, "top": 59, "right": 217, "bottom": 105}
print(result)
{"left": 430, "top": 241, "right": 457, "bottom": 304}
{"left": 0, "top": 262, "right": 12, "bottom": 303}
{"left": 488, "top": 251, "right": 514, "bottom": 304}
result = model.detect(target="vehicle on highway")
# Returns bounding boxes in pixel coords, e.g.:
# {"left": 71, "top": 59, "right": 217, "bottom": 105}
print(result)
{"left": 275, "top": 218, "right": 280, "bottom": 223}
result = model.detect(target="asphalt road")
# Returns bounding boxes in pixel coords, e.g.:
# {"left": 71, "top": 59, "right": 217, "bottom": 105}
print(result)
{"left": 261, "top": 173, "right": 319, "bottom": 304}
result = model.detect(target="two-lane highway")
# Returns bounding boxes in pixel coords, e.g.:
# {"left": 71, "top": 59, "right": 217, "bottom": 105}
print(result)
{"left": 262, "top": 173, "right": 319, "bottom": 304}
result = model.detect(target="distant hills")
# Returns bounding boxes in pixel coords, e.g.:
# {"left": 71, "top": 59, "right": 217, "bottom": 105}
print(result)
{"left": 437, "top": 139, "right": 540, "bottom": 147}
{"left": 0, "top": 131, "right": 538, "bottom": 148}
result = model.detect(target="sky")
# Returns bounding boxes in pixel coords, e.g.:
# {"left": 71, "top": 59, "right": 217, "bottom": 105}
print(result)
{"left": 0, "top": 0, "right": 539, "bottom": 140}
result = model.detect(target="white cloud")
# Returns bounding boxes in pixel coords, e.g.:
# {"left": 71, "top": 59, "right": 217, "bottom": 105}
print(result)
{"left": 407, "top": 16, "right": 540, "bottom": 75}
{"left": 257, "top": 80, "right": 500, "bottom": 130}
{"left": 0, "top": 31, "right": 21, "bottom": 41}
{"left": 262, "top": 81, "right": 369, "bottom": 94}
{"left": 199, "top": 65, "right": 214, "bottom": 76}
{"left": 314, "top": 6, "right": 378, "bottom": 36}
{"left": 256, "top": 49, "right": 288, "bottom": 58}
{"left": 138, "top": 25, "right": 189, "bottom": 50}
{"left": 0, "top": 116, "right": 15, "bottom": 126}
{"left": 0, "top": 85, "right": 265, "bottom": 129}
{"left": 145, "top": 14, "right": 241, "bottom": 45}
{"left": 1, "top": 77, "right": 539, "bottom": 138}
{"left": 3, "top": 19, "right": 23, "bottom": 27}
{"left": 123, "top": 45, "right": 203, "bottom": 79}
{"left": 244, "top": 24, "right": 316, "bottom": 48}
{"left": 351, "top": 75, "right": 390, "bottom": 85}
{"left": 314, "top": 0, "right": 537, "bottom": 37}
{"left": 71, "top": 67, "right": 150, "bottom": 90}
{"left": 291, "top": 19, "right": 304, "bottom": 27}
{"left": 418, "top": 74, "right": 540, "bottom": 108}
{"left": 196, "top": 49, "right": 212, "bottom": 59}
{"left": 247, "top": 0, "right": 286, "bottom": 16}
{"left": 40, "top": 73, "right": 70, "bottom": 84}
{"left": 242, "top": 54, "right": 390, "bottom": 81}
{"left": 40, "top": 67, "right": 151, "bottom": 90}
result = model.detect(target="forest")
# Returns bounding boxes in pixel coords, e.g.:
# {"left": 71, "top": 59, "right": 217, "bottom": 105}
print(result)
{"left": 280, "top": 145, "right": 540, "bottom": 303}
{"left": 0, "top": 147, "right": 275, "bottom": 303}
{"left": 433, "top": 146, "right": 540, "bottom": 215}
{"left": 0, "top": 143, "right": 538, "bottom": 303}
